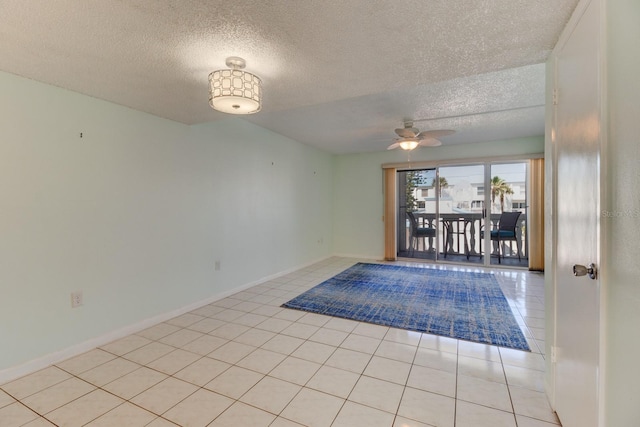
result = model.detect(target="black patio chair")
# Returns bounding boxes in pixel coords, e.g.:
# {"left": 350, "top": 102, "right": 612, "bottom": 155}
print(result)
{"left": 481, "top": 211, "right": 522, "bottom": 263}
{"left": 406, "top": 211, "right": 436, "bottom": 256}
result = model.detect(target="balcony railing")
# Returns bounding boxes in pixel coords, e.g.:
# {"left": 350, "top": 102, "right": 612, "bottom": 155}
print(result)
{"left": 403, "top": 212, "right": 527, "bottom": 263}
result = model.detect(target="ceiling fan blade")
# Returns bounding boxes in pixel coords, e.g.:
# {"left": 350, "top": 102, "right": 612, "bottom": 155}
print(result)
{"left": 395, "top": 127, "right": 419, "bottom": 138}
{"left": 387, "top": 141, "right": 401, "bottom": 150}
{"left": 419, "top": 138, "right": 443, "bottom": 147}
{"left": 416, "top": 129, "right": 455, "bottom": 139}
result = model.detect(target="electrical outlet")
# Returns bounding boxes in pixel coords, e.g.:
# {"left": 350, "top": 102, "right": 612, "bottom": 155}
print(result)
{"left": 71, "top": 291, "right": 83, "bottom": 308}
{"left": 214, "top": 261, "right": 221, "bottom": 271}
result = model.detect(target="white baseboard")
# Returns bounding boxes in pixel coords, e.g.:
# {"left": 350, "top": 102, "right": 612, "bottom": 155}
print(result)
{"left": 0, "top": 255, "right": 331, "bottom": 385}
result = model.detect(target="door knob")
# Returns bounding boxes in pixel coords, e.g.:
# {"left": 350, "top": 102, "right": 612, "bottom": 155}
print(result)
{"left": 573, "top": 263, "right": 597, "bottom": 280}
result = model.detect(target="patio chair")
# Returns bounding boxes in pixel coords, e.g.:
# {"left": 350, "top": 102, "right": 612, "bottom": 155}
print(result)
{"left": 407, "top": 211, "right": 436, "bottom": 256}
{"left": 481, "top": 211, "right": 522, "bottom": 263}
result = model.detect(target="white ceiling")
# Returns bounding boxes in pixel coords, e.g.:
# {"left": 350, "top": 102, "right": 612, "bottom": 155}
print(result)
{"left": 0, "top": 0, "right": 579, "bottom": 154}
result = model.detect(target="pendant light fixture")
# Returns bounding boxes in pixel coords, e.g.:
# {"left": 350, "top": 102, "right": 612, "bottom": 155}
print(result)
{"left": 208, "top": 56, "right": 262, "bottom": 114}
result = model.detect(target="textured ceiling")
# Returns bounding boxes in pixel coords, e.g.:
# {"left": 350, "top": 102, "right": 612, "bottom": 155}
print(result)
{"left": 0, "top": 0, "right": 579, "bottom": 153}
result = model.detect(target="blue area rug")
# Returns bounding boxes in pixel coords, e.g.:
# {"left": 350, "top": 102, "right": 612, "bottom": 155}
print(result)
{"left": 282, "top": 263, "right": 529, "bottom": 351}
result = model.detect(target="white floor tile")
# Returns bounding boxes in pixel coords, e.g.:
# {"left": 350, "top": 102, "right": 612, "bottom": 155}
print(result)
{"left": 204, "top": 366, "right": 264, "bottom": 399}
{"left": 392, "top": 416, "right": 432, "bottom": 427}
{"left": 280, "top": 388, "right": 345, "bottom": 427}
{"left": 413, "top": 347, "right": 458, "bottom": 373}
{"left": 397, "top": 387, "right": 455, "bottom": 427}
{"left": 290, "top": 341, "right": 336, "bottom": 365}
{"left": 55, "top": 349, "right": 116, "bottom": 375}
{"left": 324, "top": 348, "right": 372, "bottom": 374}
{"left": 0, "top": 390, "right": 15, "bottom": 409}
{"left": 46, "top": 389, "right": 123, "bottom": 427}
{"left": 340, "top": 334, "right": 382, "bottom": 354}
{"left": 515, "top": 414, "right": 562, "bottom": 426}
{"left": 309, "top": 327, "right": 349, "bottom": 346}
{"left": 166, "top": 313, "right": 205, "bottom": 328}
{"left": 85, "top": 402, "right": 156, "bottom": 427}
{"left": 374, "top": 340, "right": 417, "bottom": 363}
{"left": 121, "top": 342, "right": 175, "bottom": 365}
{"left": 77, "top": 357, "right": 140, "bottom": 387}
{"left": 457, "top": 374, "right": 513, "bottom": 412}
{"left": 22, "top": 417, "right": 57, "bottom": 426}
{"left": 100, "top": 335, "right": 152, "bottom": 356}
{"left": 1, "top": 366, "right": 71, "bottom": 400}
{"left": 504, "top": 364, "right": 546, "bottom": 392}
{"left": 173, "top": 356, "right": 231, "bottom": 386}
{"left": 129, "top": 377, "right": 198, "bottom": 415}
{"left": 239, "top": 376, "right": 301, "bottom": 414}
{"left": 323, "top": 317, "right": 359, "bottom": 333}
{"left": 455, "top": 400, "right": 517, "bottom": 427}
{"left": 352, "top": 322, "right": 389, "bottom": 339}
{"left": 209, "top": 322, "right": 251, "bottom": 340}
{"left": 509, "top": 387, "right": 560, "bottom": 424}
{"left": 208, "top": 341, "right": 256, "bottom": 364}
{"left": 21, "top": 377, "right": 95, "bottom": 415}
{"left": 269, "top": 356, "right": 321, "bottom": 385}
{"left": 234, "top": 328, "right": 277, "bottom": 347}
{"left": 236, "top": 348, "right": 287, "bottom": 374}
{"left": 457, "top": 354, "right": 506, "bottom": 383}
{"left": 281, "top": 322, "right": 321, "bottom": 340}
{"left": 158, "top": 328, "right": 203, "bottom": 347}
{"left": 146, "top": 349, "right": 201, "bottom": 375}
{"left": 181, "top": 334, "right": 228, "bottom": 355}
{"left": 0, "top": 402, "right": 39, "bottom": 426}
{"left": 163, "top": 388, "right": 233, "bottom": 426}
{"left": 458, "top": 340, "right": 501, "bottom": 362}
{"left": 208, "top": 401, "right": 275, "bottom": 426}
{"left": 407, "top": 364, "right": 456, "bottom": 397}
{"left": 261, "top": 334, "right": 305, "bottom": 355}
{"left": 306, "top": 365, "right": 360, "bottom": 399}
{"left": 418, "top": 334, "right": 458, "bottom": 354}
{"left": 102, "top": 367, "right": 167, "bottom": 400}
{"left": 332, "top": 401, "right": 395, "bottom": 427}
{"left": 186, "top": 317, "right": 226, "bottom": 334}
{"left": 136, "top": 323, "right": 181, "bottom": 341}
{"left": 348, "top": 375, "right": 404, "bottom": 414}
{"left": 363, "top": 356, "right": 412, "bottom": 385}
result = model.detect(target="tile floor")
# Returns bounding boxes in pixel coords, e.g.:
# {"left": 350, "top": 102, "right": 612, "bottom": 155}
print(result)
{"left": 0, "top": 257, "right": 558, "bottom": 427}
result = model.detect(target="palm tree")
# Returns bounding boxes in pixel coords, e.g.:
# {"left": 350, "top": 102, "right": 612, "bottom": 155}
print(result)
{"left": 438, "top": 177, "right": 448, "bottom": 197}
{"left": 491, "top": 176, "right": 514, "bottom": 212}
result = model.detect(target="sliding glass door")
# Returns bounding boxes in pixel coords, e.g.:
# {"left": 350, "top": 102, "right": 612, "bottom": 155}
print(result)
{"left": 396, "top": 161, "right": 530, "bottom": 268}
{"left": 438, "top": 164, "right": 485, "bottom": 264}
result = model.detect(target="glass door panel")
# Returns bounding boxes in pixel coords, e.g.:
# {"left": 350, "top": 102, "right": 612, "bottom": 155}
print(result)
{"left": 488, "top": 163, "right": 528, "bottom": 267}
{"left": 438, "top": 165, "right": 485, "bottom": 264}
{"left": 397, "top": 169, "right": 437, "bottom": 260}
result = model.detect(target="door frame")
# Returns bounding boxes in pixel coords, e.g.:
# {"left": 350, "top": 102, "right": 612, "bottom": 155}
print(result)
{"left": 384, "top": 154, "right": 540, "bottom": 267}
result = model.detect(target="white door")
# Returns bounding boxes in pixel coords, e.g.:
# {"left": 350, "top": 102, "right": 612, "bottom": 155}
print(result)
{"left": 553, "top": 0, "right": 602, "bottom": 425}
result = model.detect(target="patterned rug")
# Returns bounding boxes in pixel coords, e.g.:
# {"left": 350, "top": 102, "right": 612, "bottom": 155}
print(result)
{"left": 282, "top": 263, "right": 530, "bottom": 351}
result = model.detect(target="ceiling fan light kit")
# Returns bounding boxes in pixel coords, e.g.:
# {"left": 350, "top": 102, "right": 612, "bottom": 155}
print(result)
{"left": 398, "top": 139, "right": 420, "bottom": 150}
{"left": 387, "top": 121, "right": 455, "bottom": 151}
{"left": 209, "top": 56, "right": 262, "bottom": 114}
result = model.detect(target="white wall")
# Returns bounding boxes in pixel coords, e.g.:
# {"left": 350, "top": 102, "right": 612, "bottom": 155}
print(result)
{"left": 332, "top": 137, "right": 544, "bottom": 259}
{"left": 603, "top": 0, "right": 640, "bottom": 424}
{"left": 0, "top": 71, "right": 333, "bottom": 377}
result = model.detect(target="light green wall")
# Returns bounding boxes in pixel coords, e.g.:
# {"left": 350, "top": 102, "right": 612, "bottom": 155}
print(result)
{"left": 332, "top": 137, "right": 544, "bottom": 258}
{"left": 603, "top": 0, "right": 640, "bottom": 424}
{"left": 0, "top": 71, "right": 333, "bottom": 373}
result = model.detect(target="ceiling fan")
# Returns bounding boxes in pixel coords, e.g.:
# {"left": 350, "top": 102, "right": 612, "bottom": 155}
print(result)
{"left": 387, "top": 121, "right": 455, "bottom": 151}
